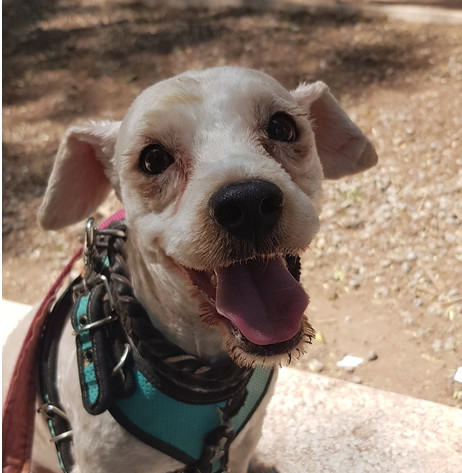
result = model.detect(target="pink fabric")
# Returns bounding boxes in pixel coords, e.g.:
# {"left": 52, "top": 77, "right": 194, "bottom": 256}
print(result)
{"left": 2, "top": 210, "right": 125, "bottom": 473}
{"left": 99, "top": 209, "right": 125, "bottom": 227}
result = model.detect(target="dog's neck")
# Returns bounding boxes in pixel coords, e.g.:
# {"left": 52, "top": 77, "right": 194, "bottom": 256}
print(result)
{"left": 124, "top": 235, "right": 226, "bottom": 362}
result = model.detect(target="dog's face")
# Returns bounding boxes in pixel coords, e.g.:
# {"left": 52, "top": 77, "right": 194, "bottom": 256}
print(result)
{"left": 39, "top": 67, "right": 377, "bottom": 367}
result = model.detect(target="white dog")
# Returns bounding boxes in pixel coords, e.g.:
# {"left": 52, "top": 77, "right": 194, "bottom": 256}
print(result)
{"left": 3, "top": 67, "right": 377, "bottom": 473}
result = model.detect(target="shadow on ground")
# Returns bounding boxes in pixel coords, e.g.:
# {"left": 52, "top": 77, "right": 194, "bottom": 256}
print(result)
{"left": 3, "top": 0, "right": 433, "bottom": 211}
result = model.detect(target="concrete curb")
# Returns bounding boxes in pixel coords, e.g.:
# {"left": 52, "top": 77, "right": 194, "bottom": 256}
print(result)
{"left": 258, "top": 367, "right": 462, "bottom": 472}
{"left": 3, "top": 300, "right": 460, "bottom": 470}
{"left": 1, "top": 300, "right": 33, "bottom": 346}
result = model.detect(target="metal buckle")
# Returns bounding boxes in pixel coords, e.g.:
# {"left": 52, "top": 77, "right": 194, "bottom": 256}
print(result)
{"left": 50, "top": 430, "right": 73, "bottom": 443}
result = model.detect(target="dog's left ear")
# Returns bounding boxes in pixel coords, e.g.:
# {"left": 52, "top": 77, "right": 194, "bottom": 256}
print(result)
{"left": 38, "top": 121, "right": 121, "bottom": 230}
{"left": 291, "top": 82, "right": 377, "bottom": 179}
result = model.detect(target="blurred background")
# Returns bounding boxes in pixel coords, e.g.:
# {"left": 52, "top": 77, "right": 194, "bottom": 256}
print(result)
{"left": 2, "top": 0, "right": 461, "bottom": 407}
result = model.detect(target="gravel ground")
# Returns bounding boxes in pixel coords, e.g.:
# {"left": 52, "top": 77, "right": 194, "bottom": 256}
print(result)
{"left": 2, "top": 0, "right": 461, "bottom": 406}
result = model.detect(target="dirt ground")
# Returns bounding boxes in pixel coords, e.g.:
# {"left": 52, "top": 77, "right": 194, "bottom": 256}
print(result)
{"left": 2, "top": 0, "right": 461, "bottom": 407}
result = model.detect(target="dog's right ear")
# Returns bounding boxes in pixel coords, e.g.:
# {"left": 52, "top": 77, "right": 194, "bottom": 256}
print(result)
{"left": 291, "top": 82, "right": 377, "bottom": 179}
{"left": 38, "top": 121, "right": 121, "bottom": 230}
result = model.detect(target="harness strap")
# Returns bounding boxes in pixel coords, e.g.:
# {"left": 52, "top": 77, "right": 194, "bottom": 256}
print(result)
{"left": 109, "top": 366, "right": 273, "bottom": 470}
{"left": 71, "top": 282, "right": 135, "bottom": 415}
{"left": 2, "top": 248, "right": 82, "bottom": 473}
{"left": 38, "top": 283, "right": 78, "bottom": 473}
{"left": 2, "top": 210, "right": 125, "bottom": 473}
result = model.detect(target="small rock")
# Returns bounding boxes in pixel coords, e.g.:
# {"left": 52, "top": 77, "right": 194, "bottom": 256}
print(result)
{"left": 444, "top": 337, "right": 455, "bottom": 352}
{"left": 415, "top": 328, "right": 427, "bottom": 338}
{"left": 432, "top": 339, "right": 442, "bottom": 352}
{"left": 444, "top": 231, "right": 457, "bottom": 244}
{"left": 375, "top": 286, "right": 388, "bottom": 298}
{"left": 367, "top": 350, "right": 378, "bottom": 361}
{"left": 454, "top": 367, "right": 462, "bottom": 384}
{"left": 308, "top": 359, "right": 324, "bottom": 373}
{"left": 427, "top": 304, "right": 444, "bottom": 317}
{"left": 351, "top": 376, "right": 363, "bottom": 384}
{"left": 413, "top": 297, "right": 423, "bottom": 307}
{"left": 400, "top": 310, "right": 414, "bottom": 325}
{"left": 406, "top": 250, "right": 418, "bottom": 261}
{"left": 337, "top": 355, "right": 364, "bottom": 369}
{"left": 349, "top": 277, "right": 362, "bottom": 289}
{"left": 325, "top": 283, "right": 338, "bottom": 300}
{"left": 401, "top": 262, "right": 411, "bottom": 274}
{"left": 405, "top": 126, "right": 415, "bottom": 135}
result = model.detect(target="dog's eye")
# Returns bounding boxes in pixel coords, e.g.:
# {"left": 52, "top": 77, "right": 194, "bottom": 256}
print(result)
{"left": 266, "top": 113, "right": 298, "bottom": 142}
{"left": 139, "top": 144, "right": 174, "bottom": 175}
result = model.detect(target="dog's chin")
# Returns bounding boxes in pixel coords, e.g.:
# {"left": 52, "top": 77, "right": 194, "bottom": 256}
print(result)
{"left": 192, "top": 293, "right": 315, "bottom": 368}
{"left": 221, "top": 315, "right": 316, "bottom": 368}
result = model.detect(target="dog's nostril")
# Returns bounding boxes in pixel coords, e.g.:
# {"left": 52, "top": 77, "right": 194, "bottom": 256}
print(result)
{"left": 210, "top": 179, "right": 283, "bottom": 242}
{"left": 215, "top": 202, "right": 244, "bottom": 229}
{"left": 261, "top": 194, "right": 283, "bottom": 218}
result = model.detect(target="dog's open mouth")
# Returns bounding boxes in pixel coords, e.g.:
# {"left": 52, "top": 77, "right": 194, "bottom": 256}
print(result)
{"left": 182, "top": 256, "right": 309, "bottom": 352}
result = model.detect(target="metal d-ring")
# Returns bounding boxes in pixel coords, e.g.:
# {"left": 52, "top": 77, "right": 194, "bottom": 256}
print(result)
{"left": 112, "top": 343, "right": 131, "bottom": 377}
{"left": 84, "top": 217, "right": 96, "bottom": 267}
{"left": 50, "top": 430, "right": 74, "bottom": 443}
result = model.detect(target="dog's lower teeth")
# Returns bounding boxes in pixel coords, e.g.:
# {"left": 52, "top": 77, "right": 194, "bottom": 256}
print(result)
{"left": 210, "top": 273, "right": 217, "bottom": 288}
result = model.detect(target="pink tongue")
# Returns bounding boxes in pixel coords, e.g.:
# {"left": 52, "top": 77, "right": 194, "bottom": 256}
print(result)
{"left": 215, "top": 258, "right": 308, "bottom": 346}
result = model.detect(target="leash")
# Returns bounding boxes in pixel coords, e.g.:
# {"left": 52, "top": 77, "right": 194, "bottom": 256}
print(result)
{"left": 2, "top": 210, "right": 125, "bottom": 473}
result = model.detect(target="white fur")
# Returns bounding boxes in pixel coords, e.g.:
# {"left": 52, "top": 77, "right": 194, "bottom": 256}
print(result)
{"left": 4, "top": 67, "right": 377, "bottom": 473}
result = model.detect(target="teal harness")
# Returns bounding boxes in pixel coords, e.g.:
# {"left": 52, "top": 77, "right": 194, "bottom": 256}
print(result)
{"left": 40, "top": 218, "right": 273, "bottom": 473}
{"left": 110, "top": 367, "right": 272, "bottom": 467}
{"left": 72, "top": 290, "right": 272, "bottom": 470}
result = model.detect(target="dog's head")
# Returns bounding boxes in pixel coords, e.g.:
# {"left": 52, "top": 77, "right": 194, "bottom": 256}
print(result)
{"left": 39, "top": 67, "right": 377, "bottom": 367}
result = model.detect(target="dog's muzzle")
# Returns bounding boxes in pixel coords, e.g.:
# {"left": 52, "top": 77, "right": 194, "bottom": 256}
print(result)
{"left": 209, "top": 179, "right": 283, "bottom": 243}
{"left": 183, "top": 179, "right": 312, "bottom": 350}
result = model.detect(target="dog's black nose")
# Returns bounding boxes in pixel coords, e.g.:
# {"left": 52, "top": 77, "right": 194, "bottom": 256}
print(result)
{"left": 210, "top": 179, "right": 283, "bottom": 242}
